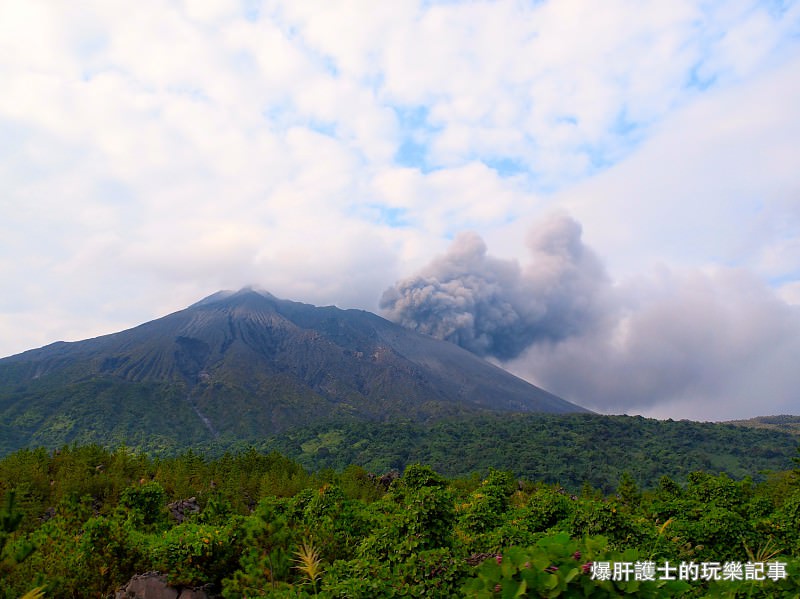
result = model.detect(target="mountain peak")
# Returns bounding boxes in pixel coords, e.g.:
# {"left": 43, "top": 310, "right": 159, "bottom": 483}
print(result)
{"left": 190, "top": 286, "right": 275, "bottom": 308}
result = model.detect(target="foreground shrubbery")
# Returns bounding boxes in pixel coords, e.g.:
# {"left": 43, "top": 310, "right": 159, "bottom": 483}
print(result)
{"left": 1, "top": 445, "right": 799, "bottom": 597}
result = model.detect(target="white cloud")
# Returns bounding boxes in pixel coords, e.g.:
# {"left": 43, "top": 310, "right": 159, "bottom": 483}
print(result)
{"left": 554, "top": 51, "right": 800, "bottom": 282}
{"left": 778, "top": 281, "right": 800, "bottom": 306}
{"left": 0, "top": 0, "right": 798, "bottom": 420}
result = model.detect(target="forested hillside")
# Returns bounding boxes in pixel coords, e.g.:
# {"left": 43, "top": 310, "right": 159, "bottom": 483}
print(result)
{"left": 263, "top": 413, "right": 799, "bottom": 492}
{"left": 1, "top": 445, "right": 799, "bottom": 597}
{"left": 4, "top": 411, "right": 796, "bottom": 494}
{"left": 725, "top": 415, "right": 800, "bottom": 436}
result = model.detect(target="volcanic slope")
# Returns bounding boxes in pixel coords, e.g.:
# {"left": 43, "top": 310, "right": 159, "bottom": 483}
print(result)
{"left": 0, "top": 288, "right": 587, "bottom": 453}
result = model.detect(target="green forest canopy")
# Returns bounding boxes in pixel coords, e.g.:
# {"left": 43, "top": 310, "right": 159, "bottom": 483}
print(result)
{"left": 1, "top": 443, "right": 800, "bottom": 597}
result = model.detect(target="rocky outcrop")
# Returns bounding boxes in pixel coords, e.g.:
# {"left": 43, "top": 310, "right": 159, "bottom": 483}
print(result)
{"left": 115, "top": 572, "right": 215, "bottom": 599}
{"left": 167, "top": 497, "right": 200, "bottom": 523}
{"left": 377, "top": 469, "right": 400, "bottom": 490}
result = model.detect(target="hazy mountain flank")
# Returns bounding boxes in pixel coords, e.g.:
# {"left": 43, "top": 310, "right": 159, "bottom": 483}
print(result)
{"left": 0, "top": 288, "right": 586, "bottom": 454}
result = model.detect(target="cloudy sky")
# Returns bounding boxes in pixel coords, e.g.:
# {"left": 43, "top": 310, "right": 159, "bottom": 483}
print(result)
{"left": 2, "top": 0, "right": 799, "bottom": 421}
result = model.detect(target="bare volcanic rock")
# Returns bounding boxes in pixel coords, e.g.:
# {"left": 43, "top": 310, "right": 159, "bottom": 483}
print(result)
{"left": 115, "top": 572, "right": 214, "bottom": 599}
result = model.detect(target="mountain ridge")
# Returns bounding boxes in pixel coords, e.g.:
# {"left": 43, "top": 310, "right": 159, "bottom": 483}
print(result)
{"left": 0, "top": 288, "right": 587, "bottom": 455}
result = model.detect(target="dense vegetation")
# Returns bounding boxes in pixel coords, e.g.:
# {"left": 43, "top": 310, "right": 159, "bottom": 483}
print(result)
{"left": 726, "top": 415, "right": 800, "bottom": 436}
{"left": 265, "top": 414, "right": 800, "bottom": 492}
{"left": 4, "top": 413, "right": 797, "bottom": 494}
{"left": 2, "top": 444, "right": 800, "bottom": 597}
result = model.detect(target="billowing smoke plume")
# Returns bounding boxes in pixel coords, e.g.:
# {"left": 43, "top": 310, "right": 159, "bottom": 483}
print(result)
{"left": 380, "top": 214, "right": 610, "bottom": 360}
{"left": 383, "top": 214, "right": 800, "bottom": 419}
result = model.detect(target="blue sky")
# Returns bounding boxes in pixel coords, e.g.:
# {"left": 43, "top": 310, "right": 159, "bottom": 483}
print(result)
{"left": 1, "top": 0, "right": 799, "bottom": 420}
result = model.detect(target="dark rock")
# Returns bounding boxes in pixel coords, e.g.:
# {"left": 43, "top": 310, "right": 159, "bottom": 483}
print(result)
{"left": 115, "top": 572, "right": 214, "bottom": 599}
{"left": 115, "top": 572, "right": 178, "bottom": 599}
{"left": 179, "top": 589, "right": 214, "bottom": 599}
{"left": 168, "top": 497, "right": 200, "bottom": 523}
{"left": 466, "top": 552, "right": 500, "bottom": 567}
{"left": 40, "top": 507, "right": 56, "bottom": 522}
{"left": 377, "top": 469, "right": 400, "bottom": 489}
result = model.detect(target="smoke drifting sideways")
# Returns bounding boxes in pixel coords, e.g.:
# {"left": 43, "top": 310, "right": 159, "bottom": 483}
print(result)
{"left": 381, "top": 214, "right": 800, "bottom": 419}
{"left": 380, "top": 214, "right": 612, "bottom": 361}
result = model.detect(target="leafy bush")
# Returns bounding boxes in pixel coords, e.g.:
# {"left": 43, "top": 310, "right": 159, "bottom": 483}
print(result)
{"left": 76, "top": 515, "right": 147, "bottom": 595}
{"left": 458, "top": 470, "right": 515, "bottom": 535}
{"left": 0, "top": 490, "right": 36, "bottom": 598}
{"left": 120, "top": 481, "right": 167, "bottom": 530}
{"left": 152, "top": 519, "right": 243, "bottom": 587}
{"left": 522, "top": 486, "right": 574, "bottom": 533}
{"left": 462, "top": 533, "right": 691, "bottom": 598}
{"left": 322, "top": 547, "right": 467, "bottom": 598}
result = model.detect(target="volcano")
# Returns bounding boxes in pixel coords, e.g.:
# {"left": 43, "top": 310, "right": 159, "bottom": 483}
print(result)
{"left": 0, "top": 288, "right": 588, "bottom": 454}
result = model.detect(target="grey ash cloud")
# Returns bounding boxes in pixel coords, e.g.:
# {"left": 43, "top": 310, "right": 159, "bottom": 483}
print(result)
{"left": 382, "top": 214, "right": 800, "bottom": 419}
{"left": 380, "top": 214, "right": 611, "bottom": 361}
{"left": 514, "top": 267, "right": 800, "bottom": 418}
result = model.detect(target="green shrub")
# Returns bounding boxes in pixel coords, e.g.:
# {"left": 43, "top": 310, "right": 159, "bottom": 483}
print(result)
{"left": 462, "top": 533, "right": 691, "bottom": 598}
{"left": 120, "top": 481, "right": 167, "bottom": 529}
{"left": 152, "top": 519, "right": 243, "bottom": 587}
{"left": 222, "top": 498, "right": 295, "bottom": 596}
{"left": 77, "top": 515, "right": 147, "bottom": 596}
{"left": 523, "top": 487, "right": 574, "bottom": 533}
{"left": 458, "top": 470, "right": 516, "bottom": 535}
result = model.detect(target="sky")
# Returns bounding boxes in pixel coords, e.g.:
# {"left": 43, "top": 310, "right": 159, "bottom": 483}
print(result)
{"left": 1, "top": 0, "right": 799, "bottom": 421}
